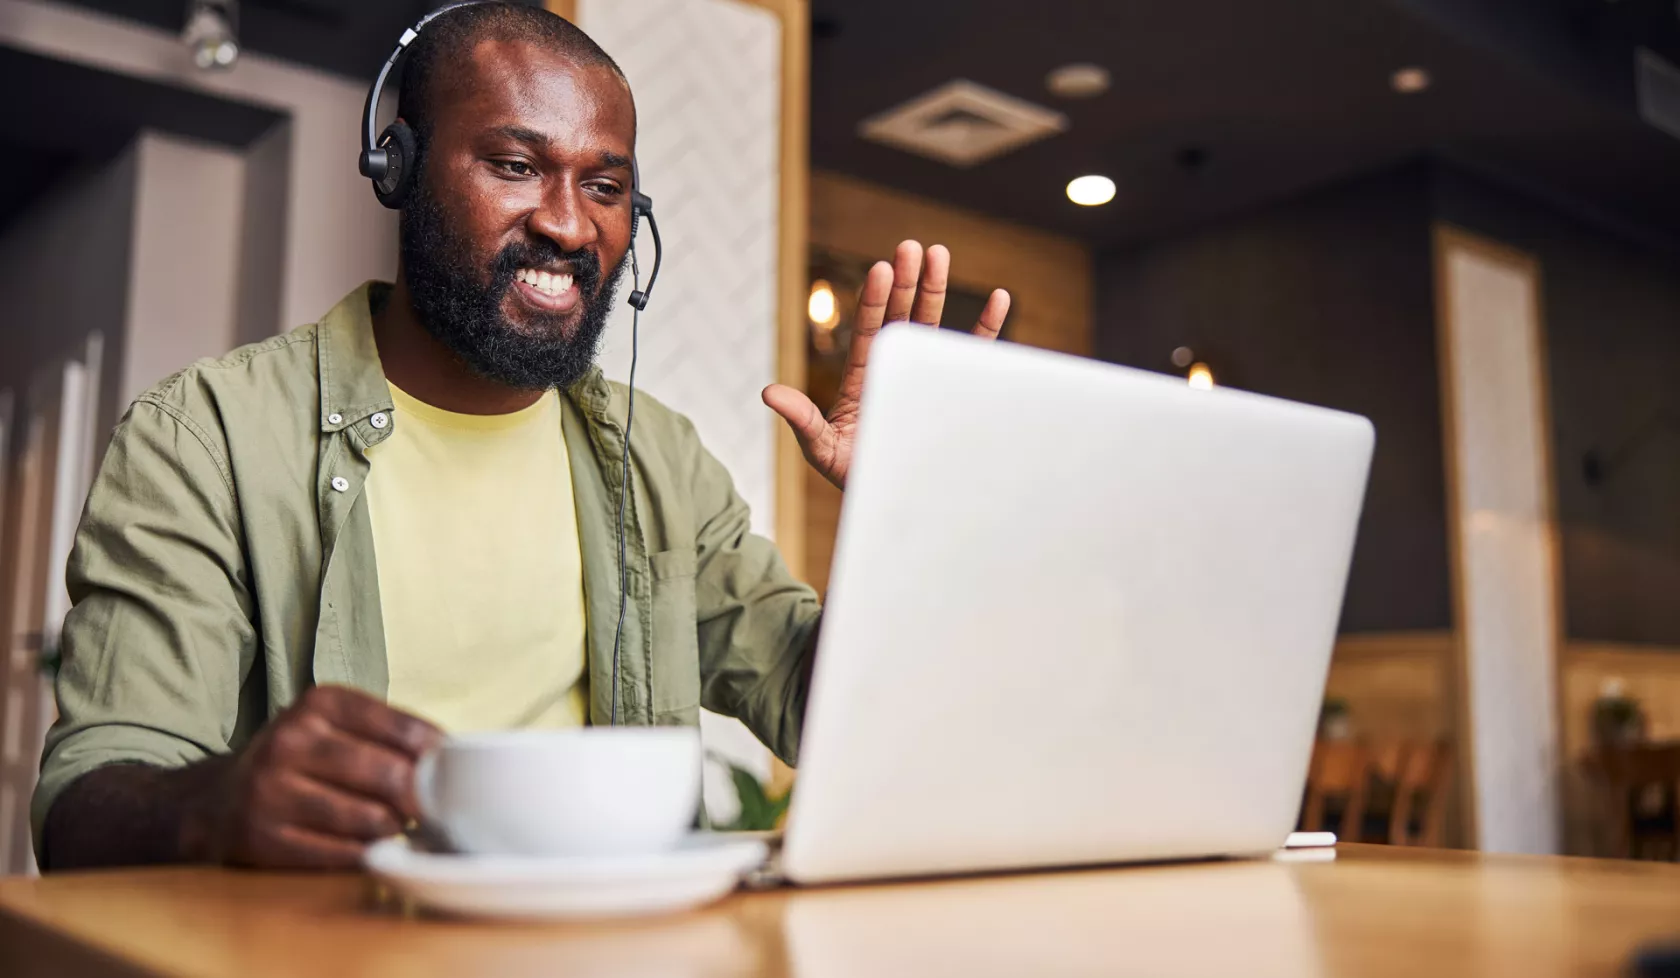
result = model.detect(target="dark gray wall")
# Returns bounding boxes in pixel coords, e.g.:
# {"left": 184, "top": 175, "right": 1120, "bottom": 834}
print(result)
{"left": 1096, "top": 164, "right": 1451, "bottom": 633}
{"left": 1095, "top": 157, "right": 1680, "bottom": 643}
{"left": 1436, "top": 167, "right": 1680, "bottom": 646}
{"left": 0, "top": 144, "right": 138, "bottom": 444}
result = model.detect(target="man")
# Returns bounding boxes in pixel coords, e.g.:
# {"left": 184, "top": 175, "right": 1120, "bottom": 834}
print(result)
{"left": 34, "top": 3, "right": 1008, "bottom": 871}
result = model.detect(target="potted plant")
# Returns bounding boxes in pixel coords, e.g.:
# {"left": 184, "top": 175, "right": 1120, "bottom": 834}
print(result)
{"left": 1592, "top": 679, "right": 1645, "bottom": 747}
{"left": 710, "top": 753, "right": 792, "bottom": 832}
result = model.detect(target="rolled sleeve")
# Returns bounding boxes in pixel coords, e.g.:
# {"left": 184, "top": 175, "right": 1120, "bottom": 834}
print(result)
{"left": 31, "top": 397, "right": 255, "bottom": 856}
{"left": 681, "top": 419, "right": 822, "bottom": 765}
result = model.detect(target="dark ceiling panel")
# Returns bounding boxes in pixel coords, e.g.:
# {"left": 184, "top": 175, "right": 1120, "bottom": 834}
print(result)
{"left": 0, "top": 44, "right": 284, "bottom": 155}
{"left": 58, "top": 0, "right": 543, "bottom": 80}
{"left": 809, "top": 0, "right": 1680, "bottom": 247}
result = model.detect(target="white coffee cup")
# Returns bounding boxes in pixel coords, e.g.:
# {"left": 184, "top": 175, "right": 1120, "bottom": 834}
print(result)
{"left": 413, "top": 727, "right": 702, "bottom": 857}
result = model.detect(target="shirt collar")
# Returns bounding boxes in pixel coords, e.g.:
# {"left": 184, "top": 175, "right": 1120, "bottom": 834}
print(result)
{"left": 315, "top": 279, "right": 621, "bottom": 434}
{"left": 316, "top": 281, "right": 396, "bottom": 433}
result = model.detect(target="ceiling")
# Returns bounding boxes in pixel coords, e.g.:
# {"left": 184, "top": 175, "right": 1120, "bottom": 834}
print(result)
{"left": 808, "top": 0, "right": 1680, "bottom": 249}
{"left": 33, "top": 0, "right": 1680, "bottom": 251}
{"left": 55, "top": 0, "right": 472, "bottom": 79}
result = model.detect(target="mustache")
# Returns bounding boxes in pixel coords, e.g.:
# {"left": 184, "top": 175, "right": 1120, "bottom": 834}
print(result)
{"left": 488, "top": 239, "right": 605, "bottom": 297}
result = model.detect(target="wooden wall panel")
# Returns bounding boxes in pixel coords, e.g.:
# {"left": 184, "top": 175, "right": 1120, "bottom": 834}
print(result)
{"left": 1559, "top": 644, "right": 1680, "bottom": 761}
{"left": 810, "top": 171, "right": 1092, "bottom": 357}
{"left": 1323, "top": 632, "right": 1454, "bottom": 742}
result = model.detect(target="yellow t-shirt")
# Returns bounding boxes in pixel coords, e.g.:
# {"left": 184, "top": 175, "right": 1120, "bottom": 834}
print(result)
{"left": 363, "top": 383, "right": 589, "bottom": 732}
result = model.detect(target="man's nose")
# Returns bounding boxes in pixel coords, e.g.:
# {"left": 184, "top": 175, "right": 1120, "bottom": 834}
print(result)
{"left": 528, "top": 180, "right": 599, "bottom": 254}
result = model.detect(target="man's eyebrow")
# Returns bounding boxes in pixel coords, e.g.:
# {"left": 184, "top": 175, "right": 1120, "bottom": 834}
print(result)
{"left": 487, "top": 128, "right": 633, "bottom": 171}
{"left": 491, "top": 124, "right": 551, "bottom": 147}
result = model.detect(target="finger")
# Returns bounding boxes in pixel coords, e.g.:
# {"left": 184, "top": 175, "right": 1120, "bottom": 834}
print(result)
{"left": 908, "top": 244, "right": 950, "bottom": 326}
{"left": 763, "top": 385, "right": 829, "bottom": 446}
{"left": 840, "top": 260, "right": 896, "bottom": 404}
{"left": 275, "top": 769, "right": 404, "bottom": 841}
{"left": 240, "top": 821, "right": 370, "bottom": 871}
{"left": 291, "top": 725, "right": 423, "bottom": 821}
{"left": 881, "top": 240, "right": 924, "bottom": 325}
{"left": 972, "top": 288, "right": 1011, "bottom": 340}
{"left": 764, "top": 385, "right": 841, "bottom": 474}
{"left": 302, "top": 685, "right": 441, "bottom": 759}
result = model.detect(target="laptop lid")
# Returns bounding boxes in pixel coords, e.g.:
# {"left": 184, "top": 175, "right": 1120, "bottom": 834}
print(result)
{"left": 781, "top": 326, "right": 1374, "bottom": 884}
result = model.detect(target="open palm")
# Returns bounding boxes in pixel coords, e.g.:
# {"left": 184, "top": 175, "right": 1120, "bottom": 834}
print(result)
{"left": 763, "top": 240, "right": 1011, "bottom": 490}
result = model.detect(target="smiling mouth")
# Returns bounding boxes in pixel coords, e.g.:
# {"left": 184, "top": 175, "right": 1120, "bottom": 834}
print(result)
{"left": 512, "top": 266, "right": 581, "bottom": 314}
{"left": 516, "top": 267, "right": 573, "bottom": 296}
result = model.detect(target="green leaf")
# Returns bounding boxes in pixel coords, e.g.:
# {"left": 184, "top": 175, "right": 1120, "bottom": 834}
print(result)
{"left": 712, "top": 756, "right": 792, "bottom": 832}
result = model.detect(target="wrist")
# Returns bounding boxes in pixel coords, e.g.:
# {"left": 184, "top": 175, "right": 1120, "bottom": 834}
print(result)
{"left": 174, "top": 754, "right": 238, "bottom": 864}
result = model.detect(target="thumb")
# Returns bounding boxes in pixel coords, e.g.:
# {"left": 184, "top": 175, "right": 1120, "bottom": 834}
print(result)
{"left": 762, "top": 384, "right": 829, "bottom": 447}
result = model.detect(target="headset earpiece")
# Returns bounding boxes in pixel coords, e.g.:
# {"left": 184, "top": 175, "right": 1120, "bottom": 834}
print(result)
{"left": 358, "top": 2, "right": 482, "bottom": 209}
{"left": 370, "top": 121, "right": 419, "bottom": 210}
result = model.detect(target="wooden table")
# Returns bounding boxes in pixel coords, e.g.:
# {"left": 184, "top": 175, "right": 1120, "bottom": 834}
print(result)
{"left": 3, "top": 845, "right": 1679, "bottom": 977}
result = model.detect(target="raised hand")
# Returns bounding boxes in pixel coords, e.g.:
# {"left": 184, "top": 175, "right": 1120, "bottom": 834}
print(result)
{"left": 763, "top": 240, "right": 1010, "bottom": 489}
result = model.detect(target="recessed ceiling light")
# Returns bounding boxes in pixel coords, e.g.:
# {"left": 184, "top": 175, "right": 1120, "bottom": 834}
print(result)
{"left": 1046, "top": 63, "right": 1110, "bottom": 99}
{"left": 1391, "top": 66, "right": 1431, "bottom": 94}
{"left": 1066, "top": 174, "right": 1116, "bottom": 206}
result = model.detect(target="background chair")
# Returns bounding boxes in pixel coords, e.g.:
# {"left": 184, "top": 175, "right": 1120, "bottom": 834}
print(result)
{"left": 1301, "top": 741, "right": 1369, "bottom": 840}
{"left": 1590, "top": 743, "right": 1680, "bottom": 861}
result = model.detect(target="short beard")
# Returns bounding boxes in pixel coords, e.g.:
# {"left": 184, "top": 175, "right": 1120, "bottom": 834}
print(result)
{"left": 399, "top": 179, "right": 624, "bottom": 391}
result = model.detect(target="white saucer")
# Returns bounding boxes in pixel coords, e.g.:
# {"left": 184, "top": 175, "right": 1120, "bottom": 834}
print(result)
{"left": 365, "top": 833, "right": 768, "bottom": 921}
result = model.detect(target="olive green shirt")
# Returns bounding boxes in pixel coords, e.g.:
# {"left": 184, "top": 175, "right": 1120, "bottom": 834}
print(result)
{"left": 33, "top": 282, "right": 821, "bottom": 854}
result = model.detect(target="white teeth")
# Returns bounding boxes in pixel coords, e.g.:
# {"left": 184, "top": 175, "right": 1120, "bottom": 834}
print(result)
{"left": 518, "top": 268, "right": 573, "bottom": 297}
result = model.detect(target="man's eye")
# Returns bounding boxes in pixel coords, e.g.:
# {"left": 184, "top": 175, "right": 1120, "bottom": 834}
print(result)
{"left": 586, "top": 181, "right": 624, "bottom": 198}
{"left": 494, "top": 160, "right": 536, "bottom": 177}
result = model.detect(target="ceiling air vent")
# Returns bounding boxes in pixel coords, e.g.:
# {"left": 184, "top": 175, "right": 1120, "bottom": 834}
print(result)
{"left": 859, "top": 80, "right": 1068, "bottom": 168}
{"left": 1637, "top": 47, "right": 1680, "bottom": 141}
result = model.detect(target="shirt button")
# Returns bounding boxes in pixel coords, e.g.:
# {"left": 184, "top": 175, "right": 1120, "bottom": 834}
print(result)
{"left": 331, "top": 477, "right": 349, "bottom": 492}
{"left": 327, "top": 413, "right": 343, "bottom": 425}
{"left": 370, "top": 412, "right": 389, "bottom": 429}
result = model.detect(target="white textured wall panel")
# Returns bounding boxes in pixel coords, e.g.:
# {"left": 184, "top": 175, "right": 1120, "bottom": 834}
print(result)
{"left": 1440, "top": 238, "right": 1561, "bottom": 855}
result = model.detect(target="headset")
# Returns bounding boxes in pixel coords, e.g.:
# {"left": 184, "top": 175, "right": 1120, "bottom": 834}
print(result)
{"left": 358, "top": 0, "right": 661, "bottom": 726}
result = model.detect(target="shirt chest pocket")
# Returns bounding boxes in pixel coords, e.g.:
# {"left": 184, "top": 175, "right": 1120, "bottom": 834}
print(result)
{"left": 648, "top": 548, "right": 700, "bottom": 721}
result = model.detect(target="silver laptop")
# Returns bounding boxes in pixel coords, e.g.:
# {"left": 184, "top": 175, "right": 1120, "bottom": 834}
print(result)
{"left": 778, "top": 325, "right": 1373, "bottom": 885}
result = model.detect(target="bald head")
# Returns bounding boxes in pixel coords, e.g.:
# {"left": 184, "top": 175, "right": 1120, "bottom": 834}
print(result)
{"left": 398, "top": 1, "right": 629, "bottom": 150}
